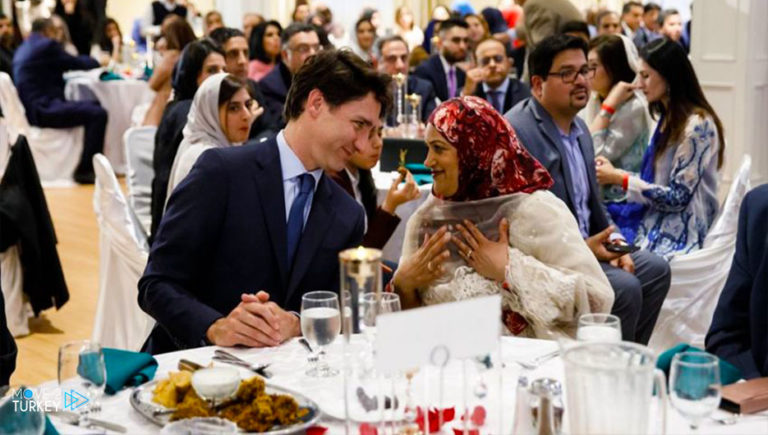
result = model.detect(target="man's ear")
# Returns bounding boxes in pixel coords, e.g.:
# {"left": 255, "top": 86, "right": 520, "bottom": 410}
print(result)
{"left": 304, "top": 88, "right": 325, "bottom": 118}
{"left": 530, "top": 75, "right": 544, "bottom": 99}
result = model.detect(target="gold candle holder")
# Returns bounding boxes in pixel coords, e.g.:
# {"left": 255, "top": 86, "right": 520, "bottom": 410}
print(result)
{"left": 339, "top": 246, "right": 382, "bottom": 336}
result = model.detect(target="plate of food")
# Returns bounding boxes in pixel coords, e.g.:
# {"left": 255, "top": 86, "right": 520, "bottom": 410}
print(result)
{"left": 130, "top": 369, "right": 321, "bottom": 433}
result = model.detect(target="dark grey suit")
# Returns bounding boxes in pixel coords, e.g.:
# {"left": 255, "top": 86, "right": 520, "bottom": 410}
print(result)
{"left": 505, "top": 97, "right": 670, "bottom": 344}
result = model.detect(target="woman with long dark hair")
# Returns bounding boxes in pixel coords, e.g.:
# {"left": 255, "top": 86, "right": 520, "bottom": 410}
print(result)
{"left": 94, "top": 17, "right": 122, "bottom": 65}
{"left": 247, "top": 20, "right": 282, "bottom": 82}
{"left": 596, "top": 38, "right": 725, "bottom": 259}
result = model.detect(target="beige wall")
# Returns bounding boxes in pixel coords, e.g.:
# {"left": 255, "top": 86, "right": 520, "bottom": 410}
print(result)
{"left": 107, "top": 0, "right": 215, "bottom": 39}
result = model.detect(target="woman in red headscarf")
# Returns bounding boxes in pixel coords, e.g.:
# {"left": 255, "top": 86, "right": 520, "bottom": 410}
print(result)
{"left": 390, "top": 96, "right": 614, "bottom": 339}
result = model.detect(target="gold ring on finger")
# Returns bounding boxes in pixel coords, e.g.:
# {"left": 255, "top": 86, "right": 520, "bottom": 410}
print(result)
{"left": 467, "top": 249, "right": 473, "bottom": 260}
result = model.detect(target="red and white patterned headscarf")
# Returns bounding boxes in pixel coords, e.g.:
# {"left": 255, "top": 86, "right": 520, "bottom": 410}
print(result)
{"left": 428, "top": 96, "right": 554, "bottom": 201}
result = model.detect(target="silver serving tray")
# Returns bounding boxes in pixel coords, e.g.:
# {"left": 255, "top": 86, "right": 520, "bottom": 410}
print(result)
{"left": 130, "top": 380, "right": 321, "bottom": 434}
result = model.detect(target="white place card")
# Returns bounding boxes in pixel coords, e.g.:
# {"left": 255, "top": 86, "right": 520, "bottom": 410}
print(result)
{"left": 374, "top": 295, "right": 501, "bottom": 372}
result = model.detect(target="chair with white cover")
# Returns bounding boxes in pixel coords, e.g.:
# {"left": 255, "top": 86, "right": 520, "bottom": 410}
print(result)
{"left": 649, "top": 155, "right": 752, "bottom": 353}
{"left": 0, "top": 72, "right": 83, "bottom": 187}
{"left": 92, "top": 153, "right": 153, "bottom": 350}
{"left": 123, "top": 126, "right": 156, "bottom": 234}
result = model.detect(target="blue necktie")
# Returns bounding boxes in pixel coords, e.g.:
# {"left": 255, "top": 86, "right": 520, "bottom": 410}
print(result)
{"left": 489, "top": 90, "right": 503, "bottom": 112}
{"left": 286, "top": 173, "right": 315, "bottom": 266}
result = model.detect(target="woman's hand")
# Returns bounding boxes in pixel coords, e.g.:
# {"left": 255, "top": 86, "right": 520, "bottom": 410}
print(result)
{"left": 603, "top": 81, "right": 637, "bottom": 110}
{"left": 381, "top": 170, "right": 420, "bottom": 215}
{"left": 249, "top": 100, "right": 264, "bottom": 123}
{"left": 452, "top": 218, "right": 510, "bottom": 283}
{"left": 392, "top": 226, "right": 451, "bottom": 299}
{"left": 595, "top": 156, "right": 625, "bottom": 185}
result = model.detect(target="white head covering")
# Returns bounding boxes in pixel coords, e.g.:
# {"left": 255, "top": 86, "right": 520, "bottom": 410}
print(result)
{"left": 618, "top": 34, "right": 642, "bottom": 75}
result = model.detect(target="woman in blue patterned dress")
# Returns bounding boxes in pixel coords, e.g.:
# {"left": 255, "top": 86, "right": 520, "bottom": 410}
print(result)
{"left": 594, "top": 38, "right": 725, "bottom": 260}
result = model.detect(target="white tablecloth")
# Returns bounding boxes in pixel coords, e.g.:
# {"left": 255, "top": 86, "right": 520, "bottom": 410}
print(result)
{"left": 44, "top": 336, "right": 768, "bottom": 434}
{"left": 64, "top": 73, "right": 155, "bottom": 174}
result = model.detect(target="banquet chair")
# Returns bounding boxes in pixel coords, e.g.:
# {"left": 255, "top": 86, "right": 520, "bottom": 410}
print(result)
{"left": 92, "top": 153, "right": 154, "bottom": 350}
{"left": 123, "top": 126, "right": 156, "bottom": 234}
{"left": 648, "top": 155, "right": 752, "bottom": 353}
{"left": 0, "top": 72, "right": 83, "bottom": 187}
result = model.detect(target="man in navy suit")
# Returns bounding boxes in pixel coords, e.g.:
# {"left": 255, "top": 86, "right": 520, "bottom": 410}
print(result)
{"left": 259, "top": 23, "right": 319, "bottom": 130}
{"left": 139, "top": 49, "right": 392, "bottom": 354}
{"left": 414, "top": 18, "right": 468, "bottom": 103}
{"left": 463, "top": 38, "right": 530, "bottom": 114}
{"left": 505, "top": 35, "right": 670, "bottom": 344}
{"left": 377, "top": 35, "right": 436, "bottom": 123}
{"left": 13, "top": 18, "right": 105, "bottom": 184}
{"left": 706, "top": 184, "right": 768, "bottom": 379}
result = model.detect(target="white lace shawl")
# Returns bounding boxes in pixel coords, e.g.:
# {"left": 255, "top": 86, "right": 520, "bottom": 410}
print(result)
{"left": 400, "top": 190, "right": 614, "bottom": 339}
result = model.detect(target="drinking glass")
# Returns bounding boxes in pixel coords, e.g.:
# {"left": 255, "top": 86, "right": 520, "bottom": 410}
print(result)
{"left": 576, "top": 313, "right": 622, "bottom": 342}
{"left": 57, "top": 341, "right": 106, "bottom": 414}
{"left": 301, "top": 291, "right": 341, "bottom": 377}
{"left": 670, "top": 352, "right": 721, "bottom": 430}
{"left": 361, "top": 292, "right": 402, "bottom": 337}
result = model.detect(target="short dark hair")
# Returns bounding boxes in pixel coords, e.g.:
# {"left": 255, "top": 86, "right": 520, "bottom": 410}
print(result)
{"left": 437, "top": 18, "right": 468, "bottom": 36}
{"left": 644, "top": 3, "right": 662, "bottom": 14}
{"left": 596, "top": 10, "right": 619, "bottom": 27}
{"left": 588, "top": 35, "right": 636, "bottom": 87}
{"left": 658, "top": 8, "right": 679, "bottom": 26}
{"left": 284, "top": 49, "right": 392, "bottom": 121}
{"left": 622, "top": 1, "right": 643, "bottom": 15}
{"left": 173, "top": 38, "right": 224, "bottom": 101}
{"left": 31, "top": 17, "right": 53, "bottom": 34}
{"left": 559, "top": 20, "right": 589, "bottom": 37}
{"left": 249, "top": 20, "right": 282, "bottom": 62}
{"left": 377, "top": 34, "right": 408, "bottom": 53}
{"left": 281, "top": 23, "right": 316, "bottom": 47}
{"left": 529, "top": 34, "right": 588, "bottom": 79}
{"left": 218, "top": 74, "right": 252, "bottom": 106}
{"left": 209, "top": 27, "right": 245, "bottom": 46}
{"left": 0, "top": 13, "right": 8, "bottom": 21}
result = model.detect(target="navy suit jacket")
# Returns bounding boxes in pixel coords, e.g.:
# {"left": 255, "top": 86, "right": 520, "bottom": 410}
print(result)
{"left": 139, "top": 138, "right": 365, "bottom": 354}
{"left": 505, "top": 98, "right": 611, "bottom": 236}
{"left": 408, "top": 75, "right": 437, "bottom": 122}
{"left": 706, "top": 184, "right": 768, "bottom": 379}
{"left": 474, "top": 79, "right": 531, "bottom": 114}
{"left": 414, "top": 55, "right": 466, "bottom": 103}
{"left": 12, "top": 33, "right": 98, "bottom": 126}
{"left": 259, "top": 61, "right": 291, "bottom": 130}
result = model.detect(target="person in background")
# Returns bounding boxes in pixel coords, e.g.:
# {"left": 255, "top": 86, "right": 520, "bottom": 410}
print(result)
{"left": 259, "top": 23, "right": 319, "bottom": 129}
{"left": 595, "top": 38, "right": 723, "bottom": 259}
{"left": 516, "top": 0, "right": 583, "bottom": 81}
{"left": 54, "top": 0, "right": 94, "bottom": 56}
{"left": 203, "top": 10, "right": 223, "bottom": 37}
{"left": 634, "top": 2, "right": 661, "bottom": 49}
{"left": 93, "top": 17, "right": 122, "bottom": 66}
{"left": 560, "top": 20, "right": 590, "bottom": 43}
{"left": 620, "top": 1, "right": 643, "bottom": 39}
{"left": 248, "top": 20, "right": 282, "bottom": 82}
{"left": 706, "top": 184, "right": 768, "bottom": 379}
{"left": 242, "top": 12, "right": 263, "bottom": 41}
{"left": 596, "top": 10, "right": 621, "bottom": 36}
{"left": 422, "top": 4, "right": 451, "bottom": 54}
{"left": 13, "top": 17, "right": 104, "bottom": 184}
{"left": 464, "top": 13, "right": 490, "bottom": 66}
{"left": 395, "top": 5, "right": 423, "bottom": 53}
{"left": 350, "top": 16, "right": 376, "bottom": 66}
{"left": 505, "top": 35, "right": 671, "bottom": 344}
{"left": 0, "top": 14, "right": 20, "bottom": 78}
{"left": 480, "top": 7, "right": 509, "bottom": 42}
{"left": 463, "top": 38, "right": 530, "bottom": 114}
{"left": 142, "top": 15, "right": 196, "bottom": 126}
{"left": 292, "top": 1, "right": 310, "bottom": 24}
{"left": 658, "top": 9, "right": 685, "bottom": 52}
{"left": 377, "top": 35, "right": 437, "bottom": 124}
{"left": 50, "top": 10, "right": 78, "bottom": 55}
{"left": 414, "top": 18, "right": 469, "bottom": 102}
{"left": 141, "top": 0, "right": 187, "bottom": 38}
{"left": 150, "top": 38, "right": 225, "bottom": 239}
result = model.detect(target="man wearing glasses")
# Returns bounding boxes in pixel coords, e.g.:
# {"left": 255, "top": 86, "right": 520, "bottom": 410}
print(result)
{"left": 461, "top": 38, "right": 530, "bottom": 114}
{"left": 260, "top": 23, "right": 320, "bottom": 129}
{"left": 414, "top": 18, "right": 468, "bottom": 102}
{"left": 506, "top": 35, "right": 670, "bottom": 345}
{"left": 377, "top": 35, "right": 436, "bottom": 123}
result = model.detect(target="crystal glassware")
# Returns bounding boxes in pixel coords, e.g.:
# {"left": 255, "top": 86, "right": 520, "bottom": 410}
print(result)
{"left": 670, "top": 352, "right": 721, "bottom": 431}
{"left": 301, "top": 290, "right": 341, "bottom": 377}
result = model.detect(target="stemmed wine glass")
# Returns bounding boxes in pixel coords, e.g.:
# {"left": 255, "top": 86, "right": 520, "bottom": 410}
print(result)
{"left": 576, "top": 313, "right": 622, "bottom": 342}
{"left": 301, "top": 291, "right": 341, "bottom": 377}
{"left": 58, "top": 340, "right": 106, "bottom": 414}
{"left": 670, "top": 352, "right": 721, "bottom": 431}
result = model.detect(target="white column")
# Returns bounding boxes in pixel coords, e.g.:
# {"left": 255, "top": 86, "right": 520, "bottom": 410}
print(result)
{"left": 689, "top": 0, "right": 768, "bottom": 192}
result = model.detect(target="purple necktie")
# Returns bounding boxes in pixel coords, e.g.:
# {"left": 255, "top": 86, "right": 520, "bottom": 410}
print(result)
{"left": 489, "top": 90, "right": 503, "bottom": 112}
{"left": 447, "top": 67, "right": 456, "bottom": 99}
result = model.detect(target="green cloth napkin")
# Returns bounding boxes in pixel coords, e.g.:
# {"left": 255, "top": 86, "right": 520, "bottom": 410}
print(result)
{"left": 99, "top": 71, "right": 123, "bottom": 81}
{"left": 77, "top": 348, "right": 158, "bottom": 395}
{"left": 404, "top": 163, "right": 433, "bottom": 185}
{"left": 44, "top": 415, "right": 59, "bottom": 435}
{"left": 656, "top": 343, "right": 742, "bottom": 386}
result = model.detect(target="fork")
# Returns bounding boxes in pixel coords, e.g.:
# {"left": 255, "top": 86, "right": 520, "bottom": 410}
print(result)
{"left": 212, "top": 349, "right": 271, "bottom": 377}
{"left": 507, "top": 349, "right": 561, "bottom": 370}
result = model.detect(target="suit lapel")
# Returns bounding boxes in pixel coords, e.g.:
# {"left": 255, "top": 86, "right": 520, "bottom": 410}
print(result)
{"left": 285, "top": 174, "right": 335, "bottom": 303}
{"left": 531, "top": 100, "right": 578, "bottom": 210}
{"left": 251, "top": 140, "right": 289, "bottom": 287}
{"left": 431, "top": 56, "right": 449, "bottom": 101}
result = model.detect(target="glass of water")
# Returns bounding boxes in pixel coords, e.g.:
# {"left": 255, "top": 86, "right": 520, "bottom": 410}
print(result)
{"left": 576, "top": 313, "right": 622, "bottom": 342}
{"left": 58, "top": 340, "right": 106, "bottom": 414}
{"left": 670, "top": 352, "right": 721, "bottom": 431}
{"left": 301, "top": 291, "right": 341, "bottom": 377}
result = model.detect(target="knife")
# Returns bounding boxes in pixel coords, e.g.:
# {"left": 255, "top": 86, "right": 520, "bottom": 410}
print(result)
{"left": 49, "top": 409, "right": 127, "bottom": 433}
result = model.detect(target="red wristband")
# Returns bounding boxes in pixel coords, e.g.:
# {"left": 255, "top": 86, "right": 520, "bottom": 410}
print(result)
{"left": 622, "top": 173, "right": 630, "bottom": 191}
{"left": 601, "top": 103, "right": 616, "bottom": 115}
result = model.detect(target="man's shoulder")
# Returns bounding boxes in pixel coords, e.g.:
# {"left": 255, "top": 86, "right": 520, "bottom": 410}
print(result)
{"left": 197, "top": 138, "right": 276, "bottom": 173}
{"left": 744, "top": 184, "right": 768, "bottom": 219}
{"left": 505, "top": 97, "right": 535, "bottom": 123}
{"left": 259, "top": 67, "right": 286, "bottom": 94}
{"left": 322, "top": 175, "right": 365, "bottom": 216}
{"left": 409, "top": 75, "right": 434, "bottom": 94}
{"left": 414, "top": 55, "right": 439, "bottom": 75}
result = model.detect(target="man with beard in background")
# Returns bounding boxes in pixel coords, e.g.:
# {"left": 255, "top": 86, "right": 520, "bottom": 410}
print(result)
{"left": 414, "top": 18, "right": 468, "bottom": 102}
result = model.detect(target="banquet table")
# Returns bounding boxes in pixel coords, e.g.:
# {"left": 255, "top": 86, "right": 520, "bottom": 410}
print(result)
{"left": 64, "top": 71, "right": 155, "bottom": 174}
{"left": 45, "top": 336, "right": 768, "bottom": 434}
